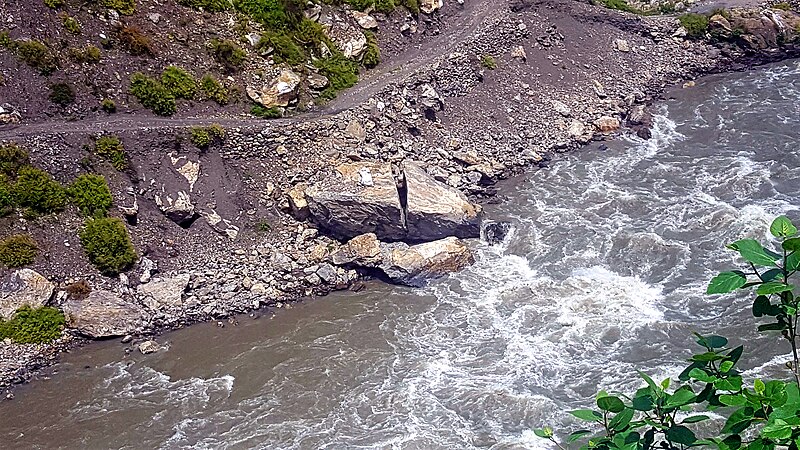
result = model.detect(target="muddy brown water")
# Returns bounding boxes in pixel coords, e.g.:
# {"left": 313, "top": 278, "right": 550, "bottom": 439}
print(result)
{"left": 1, "top": 60, "right": 799, "bottom": 449}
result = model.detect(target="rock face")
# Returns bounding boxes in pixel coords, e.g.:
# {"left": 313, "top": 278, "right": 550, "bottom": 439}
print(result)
{"left": 305, "top": 162, "right": 406, "bottom": 241}
{"left": 381, "top": 237, "right": 475, "bottom": 287}
{"left": 247, "top": 69, "right": 302, "bottom": 108}
{"left": 155, "top": 190, "right": 196, "bottom": 225}
{"left": 403, "top": 162, "right": 482, "bottom": 241}
{"left": 138, "top": 274, "right": 190, "bottom": 310}
{"left": 63, "top": 290, "right": 149, "bottom": 338}
{"left": 712, "top": 8, "right": 800, "bottom": 50}
{"left": 0, "top": 269, "right": 54, "bottom": 319}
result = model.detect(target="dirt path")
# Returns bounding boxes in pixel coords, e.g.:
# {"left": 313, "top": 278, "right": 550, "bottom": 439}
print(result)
{"left": 0, "top": 0, "right": 498, "bottom": 141}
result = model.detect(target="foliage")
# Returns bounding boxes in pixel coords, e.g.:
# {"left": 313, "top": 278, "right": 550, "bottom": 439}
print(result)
{"left": 363, "top": 31, "right": 380, "bottom": 68}
{"left": 12, "top": 39, "right": 59, "bottom": 75}
{"left": 62, "top": 15, "right": 81, "bottom": 34}
{"left": 0, "top": 175, "right": 12, "bottom": 216}
{"left": 535, "top": 216, "right": 800, "bottom": 450}
{"left": 0, "top": 31, "right": 11, "bottom": 49}
{"left": 189, "top": 124, "right": 225, "bottom": 149}
{"left": 679, "top": 13, "right": 709, "bottom": 39}
{"left": 480, "top": 54, "right": 497, "bottom": 70}
{"left": 0, "top": 306, "right": 65, "bottom": 344}
{"left": 773, "top": 2, "right": 792, "bottom": 11}
{"left": 250, "top": 104, "right": 282, "bottom": 118}
{"left": 313, "top": 55, "right": 359, "bottom": 101}
{"left": 94, "top": 135, "right": 127, "bottom": 170}
{"left": 68, "top": 45, "right": 102, "bottom": 64}
{"left": 49, "top": 82, "right": 76, "bottom": 106}
{"left": 597, "top": 0, "right": 647, "bottom": 15}
{"left": 233, "top": 0, "right": 304, "bottom": 31}
{"left": 12, "top": 167, "right": 67, "bottom": 216}
{"left": 210, "top": 38, "right": 246, "bottom": 72}
{"left": 178, "top": 0, "right": 232, "bottom": 11}
{"left": 258, "top": 31, "right": 305, "bottom": 66}
{"left": 374, "top": 0, "right": 396, "bottom": 14}
{"left": 161, "top": 66, "right": 197, "bottom": 99}
{"left": 0, "top": 234, "right": 38, "bottom": 268}
{"left": 69, "top": 174, "right": 113, "bottom": 217}
{"left": 116, "top": 25, "right": 154, "bottom": 56}
{"left": 101, "top": 98, "right": 117, "bottom": 113}
{"left": 0, "top": 143, "right": 30, "bottom": 176}
{"left": 403, "top": 0, "right": 420, "bottom": 14}
{"left": 44, "top": 0, "right": 65, "bottom": 8}
{"left": 200, "top": 74, "right": 230, "bottom": 105}
{"left": 129, "top": 72, "right": 176, "bottom": 116}
{"left": 97, "top": 0, "right": 136, "bottom": 15}
{"left": 79, "top": 217, "right": 137, "bottom": 275}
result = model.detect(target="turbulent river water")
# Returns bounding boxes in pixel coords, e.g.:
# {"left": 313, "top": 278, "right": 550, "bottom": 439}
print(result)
{"left": 2, "top": 60, "right": 800, "bottom": 449}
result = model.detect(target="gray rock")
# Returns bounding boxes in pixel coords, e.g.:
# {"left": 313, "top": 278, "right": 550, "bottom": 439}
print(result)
{"left": 155, "top": 190, "right": 196, "bottom": 225}
{"left": 316, "top": 263, "right": 338, "bottom": 284}
{"left": 0, "top": 269, "right": 54, "bottom": 319}
{"left": 138, "top": 274, "right": 190, "bottom": 310}
{"left": 331, "top": 233, "right": 384, "bottom": 267}
{"left": 63, "top": 290, "right": 149, "bottom": 338}
{"left": 380, "top": 237, "right": 475, "bottom": 287}
{"left": 138, "top": 340, "right": 160, "bottom": 355}
{"left": 482, "top": 221, "right": 512, "bottom": 246}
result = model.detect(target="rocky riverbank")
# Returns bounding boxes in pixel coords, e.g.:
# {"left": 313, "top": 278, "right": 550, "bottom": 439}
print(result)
{"left": 2, "top": 0, "right": 799, "bottom": 392}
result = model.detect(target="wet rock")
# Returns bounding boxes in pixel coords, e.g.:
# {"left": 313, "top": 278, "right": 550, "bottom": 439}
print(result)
{"left": 138, "top": 340, "right": 160, "bottom": 355}
{"left": 138, "top": 274, "right": 190, "bottom": 310}
{"left": 331, "top": 233, "right": 383, "bottom": 266}
{"left": 63, "top": 290, "right": 149, "bottom": 338}
{"left": 380, "top": 237, "right": 475, "bottom": 287}
{"left": 403, "top": 162, "right": 483, "bottom": 241}
{"left": 305, "top": 163, "right": 406, "bottom": 241}
{"left": 247, "top": 69, "right": 302, "bottom": 108}
{"left": 482, "top": 221, "right": 512, "bottom": 245}
{"left": 155, "top": 190, "right": 196, "bottom": 226}
{"left": 0, "top": 269, "right": 54, "bottom": 319}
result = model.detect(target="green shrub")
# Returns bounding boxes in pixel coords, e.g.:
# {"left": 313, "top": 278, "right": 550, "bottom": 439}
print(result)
{"left": 101, "top": 98, "right": 117, "bottom": 113}
{"left": 49, "top": 82, "right": 75, "bottom": 106}
{"left": 68, "top": 45, "right": 102, "bottom": 64}
{"left": 12, "top": 167, "right": 67, "bottom": 216}
{"left": 345, "top": 0, "right": 373, "bottom": 10}
{"left": 0, "top": 143, "right": 30, "bottom": 176}
{"left": 69, "top": 174, "right": 113, "bottom": 217}
{"left": 129, "top": 72, "right": 176, "bottom": 116}
{"left": 374, "top": 0, "right": 396, "bottom": 14}
{"left": 116, "top": 25, "right": 154, "bottom": 56}
{"left": 200, "top": 74, "right": 230, "bottom": 105}
{"left": 293, "top": 18, "right": 325, "bottom": 45}
{"left": 679, "top": 13, "right": 709, "bottom": 39}
{"left": 97, "top": 0, "right": 136, "bottom": 15}
{"left": 258, "top": 32, "right": 305, "bottom": 65}
{"left": 480, "top": 54, "right": 497, "bottom": 70}
{"left": 210, "top": 39, "right": 246, "bottom": 72}
{"left": 598, "top": 0, "right": 646, "bottom": 14}
{"left": 363, "top": 31, "right": 380, "bottom": 68}
{"left": 314, "top": 55, "right": 359, "bottom": 101}
{"left": 94, "top": 135, "right": 127, "bottom": 170}
{"left": 178, "top": 0, "right": 232, "bottom": 11}
{"left": 0, "top": 306, "right": 65, "bottom": 344}
{"left": 251, "top": 104, "right": 282, "bottom": 118}
{"left": 403, "top": 0, "right": 419, "bottom": 14}
{"left": 233, "top": 0, "right": 304, "bottom": 31}
{"left": 0, "top": 234, "right": 38, "bottom": 268}
{"left": 773, "top": 2, "right": 792, "bottom": 11}
{"left": 190, "top": 124, "right": 225, "bottom": 148}
{"left": 44, "top": 0, "right": 65, "bottom": 8}
{"left": 161, "top": 66, "right": 197, "bottom": 99}
{"left": 0, "top": 31, "right": 12, "bottom": 49}
{"left": 13, "top": 40, "right": 59, "bottom": 75}
{"left": 79, "top": 217, "right": 137, "bottom": 275}
{"left": 0, "top": 176, "right": 13, "bottom": 216}
{"left": 62, "top": 15, "right": 81, "bottom": 34}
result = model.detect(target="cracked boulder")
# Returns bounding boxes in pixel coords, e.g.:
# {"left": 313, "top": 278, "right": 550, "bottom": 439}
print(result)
{"left": 63, "top": 290, "right": 149, "bottom": 338}
{"left": 0, "top": 269, "right": 54, "bottom": 319}
{"left": 247, "top": 69, "right": 302, "bottom": 108}
{"left": 403, "top": 162, "right": 482, "bottom": 241}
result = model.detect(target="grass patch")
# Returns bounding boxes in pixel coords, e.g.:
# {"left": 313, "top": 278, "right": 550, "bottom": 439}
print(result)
{"left": 161, "top": 66, "right": 197, "bottom": 100}
{"left": 0, "top": 234, "right": 38, "bottom": 268}
{"left": 258, "top": 31, "right": 306, "bottom": 66}
{"left": 97, "top": 0, "right": 136, "bottom": 15}
{"left": 200, "top": 74, "right": 230, "bottom": 105}
{"left": 178, "top": 0, "right": 232, "bottom": 11}
{"left": 233, "top": 0, "right": 304, "bottom": 31}
{"left": 94, "top": 135, "right": 127, "bottom": 170}
{"left": 49, "top": 82, "right": 76, "bottom": 106}
{"left": 363, "top": 31, "right": 380, "bottom": 68}
{"left": 0, "top": 306, "right": 65, "bottom": 344}
{"left": 68, "top": 45, "right": 102, "bottom": 64}
{"left": 12, "top": 167, "right": 68, "bottom": 217}
{"left": 190, "top": 124, "right": 226, "bottom": 149}
{"left": 79, "top": 217, "right": 137, "bottom": 275}
{"left": 62, "top": 14, "right": 81, "bottom": 34}
{"left": 129, "top": 72, "right": 176, "bottom": 116}
{"left": 69, "top": 174, "right": 113, "bottom": 217}
{"left": 0, "top": 143, "right": 30, "bottom": 176}
{"left": 679, "top": 13, "right": 710, "bottom": 39}
{"left": 101, "top": 98, "right": 117, "bottom": 113}
{"left": 313, "top": 55, "right": 359, "bottom": 101}
{"left": 480, "top": 54, "right": 497, "bottom": 70}
{"left": 116, "top": 25, "right": 154, "bottom": 56}
{"left": 251, "top": 104, "right": 283, "bottom": 118}
{"left": 10, "top": 39, "right": 59, "bottom": 75}
{"left": 210, "top": 38, "right": 246, "bottom": 72}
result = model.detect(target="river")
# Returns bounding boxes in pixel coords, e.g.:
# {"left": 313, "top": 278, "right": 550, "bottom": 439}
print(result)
{"left": 1, "top": 60, "right": 799, "bottom": 449}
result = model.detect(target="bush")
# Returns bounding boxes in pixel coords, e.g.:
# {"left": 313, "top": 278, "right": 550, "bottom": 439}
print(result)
{"left": 62, "top": 15, "right": 81, "bottom": 34}
{"left": 12, "top": 167, "right": 67, "bottom": 216}
{"left": 0, "top": 143, "right": 30, "bottom": 176}
{"left": 49, "top": 82, "right": 75, "bottom": 106}
{"left": 0, "top": 234, "right": 38, "bottom": 268}
{"left": 0, "top": 306, "right": 65, "bottom": 344}
{"left": 403, "top": 0, "right": 420, "bottom": 14}
{"left": 251, "top": 104, "right": 282, "bottom": 118}
{"left": 69, "top": 174, "right": 113, "bottom": 217}
{"left": 599, "top": 0, "right": 646, "bottom": 14}
{"left": 44, "top": 0, "right": 65, "bottom": 8}
{"left": 480, "top": 54, "right": 497, "bottom": 69}
{"left": 190, "top": 124, "right": 225, "bottom": 148}
{"left": 68, "top": 45, "right": 101, "bottom": 64}
{"left": 233, "top": 0, "right": 304, "bottom": 31}
{"left": 210, "top": 39, "right": 246, "bottom": 72}
{"left": 101, "top": 98, "right": 117, "bottom": 113}
{"left": 161, "top": 66, "right": 197, "bottom": 99}
{"left": 0, "top": 176, "right": 12, "bottom": 216}
{"left": 345, "top": 0, "right": 373, "bottom": 10}
{"left": 129, "top": 72, "right": 176, "bottom": 116}
{"left": 178, "top": 0, "right": 231, "bottom": 11}
{"left": 116, "top": 25, "right": 154, "bottom": 56}
{"left": 314, "top": 55, "right": 359, "bottom": 101}
{"left": 97, "top": 0, "right": 136, "bottom": 15}
{"left": 200, "top": 74, "right": 230, "bottom": 105}
{"left": 363, "top": 31, "right": 380, "bottom": 68}
{"left": 679, "top": 13, "right": 709, "bottom": 39}
{"left": 79, "top": 217, "right": 137, "bottom": 275}
{"left": 14, "top": 40, "right": 59, "bottom": 75}
{"left": 258, "top": 32, "right": 305, "bottom": 66}
{"left": 374, "top": 0, "right": 396, "bottom": 14}
{"left": 0, "top": 31, "right": 11, "bottom": 49}
{"left": 94, "top": 135, "right": 127, "bottom": 170}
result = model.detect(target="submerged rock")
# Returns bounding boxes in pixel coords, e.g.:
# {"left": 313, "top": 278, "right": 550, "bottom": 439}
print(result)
{"left": 482, "top": 221, "right": 512, "bottom": 245}
{"left": 138, "top": 340, "right": 160, "bottom": 355}
{"left": 0, "top": 269, "right": 54, "bottom": 319}
{"left": 63, "top": 290, "right": 149, "bottom": 338}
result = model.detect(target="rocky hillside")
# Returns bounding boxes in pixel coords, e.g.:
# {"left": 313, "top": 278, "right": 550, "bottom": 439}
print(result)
{"left": 1, "top": 0, "right": 799, "bottom": 390}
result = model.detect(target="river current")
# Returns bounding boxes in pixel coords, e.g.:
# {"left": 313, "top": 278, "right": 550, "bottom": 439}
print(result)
{"left": 1, "top": 60, "right": 799, "bottom": 449}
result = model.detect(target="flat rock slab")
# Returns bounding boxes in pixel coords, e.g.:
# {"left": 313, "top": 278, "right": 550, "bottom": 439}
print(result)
{"left": 64, "top": 290, "right": 149, "bottom": 338}
{"left": 138, "top": 274, "right": 190, "bottom": 310}
{"left": 0, "top": 269, "right": 54, "bottom": 319}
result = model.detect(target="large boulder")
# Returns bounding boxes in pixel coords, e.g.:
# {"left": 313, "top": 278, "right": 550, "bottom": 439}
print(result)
{"left": 0, "top": 269, "right": 54, "bottom": 319}
{"left": 380, "top": 237, "right": 475, "bottom": 287}
{"left": 403, "top": 162, "right": 482, "bottom": 241}
{"left": 331, "top": 232, "right": 383, "bottom": 266}
{"left": 306, "top": 162, "right": 406, "bottom": 241}
{"left": 155, "top": 190, "right": 196, "bottom": 226}
{"left": 63, "top": 290, "right": 149, "bottom": 338}
{"left": 138, "top": 274, "right": 190, "bottom": 310}
{"left": 247, "top": 69, "right": 302, "bottom": 108}
{"left": 322, "top": 17, "right": 367, "bottom": 58}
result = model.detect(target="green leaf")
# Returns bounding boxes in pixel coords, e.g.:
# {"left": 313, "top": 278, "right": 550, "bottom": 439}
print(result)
{"left": 688, "top": 368, "right": 717, "bottom": 383}
{"left": 722, "top": 434, "right": 743, "bottom": 450}
{"left": 567, "top": 430, "right": 592, "bottom": 443}
{"left": 632, "top": 392, "right": 654, "bottom": 411}
{"left": 720, "top": 360, "right": 734, "bottom": 373}
{"left": 753, "top": 295, "right": 781, "bottom": 317}
{"left": 714, "top": 376, "right": 743, "bottom": 391}
{"left": 719, "top": 394, "right": 747, "bottom": 406}
{"left": 783, "top": 237, "right": 800, "bottom": 252}
{"left": 665, "top": 387, "right": 696, "bottom": 408}
{"left": 682, "top": 414, "right": 710, "bottom": 424}
{"left": 666, "top": 425, "right": 697, "bottom": 445}
{"left": 609, "top": 408, "right": 634, "bottom": 431}
{"left": 597, "top": 395, "right": 626, "bottom": 413}
{"left": 761, "top": 419, "right": 793, "bottom": 440}
{"left": 754, "top": 379, "right": 765, "bottom": 394}
{"left": 728, "top": 239, "right": 780, "bottom": 266}
{"left": 692, "top": 352, "right": 725, "bottom": 362}
{"left": 771, "top": 216, "right": 798, "bottom": 238}
{"left": 787, "top": 251, "right": 800, "bottom": 271}
{"left": 760, "top": 268, "right": 783, "bottom": 282}
{"left": 722, "top": 407, "right": 755, "bottom": 434}
{"left": 533, "top": 427, "right": 553, "bottom": 438}
{"left": 638, "top": 371, "right": 660, "bottom": 394}
{"left": 570, "top": 409, "right": 602, "bottom": 422}
{"left": 758, "top": 322, "right": 789, "bottom": 332}
{"left": 707, "top": 271, "right": 748, "bottom": 294}
{"left": 727, "top": 345, "right": 744, "bottom": 365}
{"left": 756, "top": 282, "right": 795, "bottom": 295}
